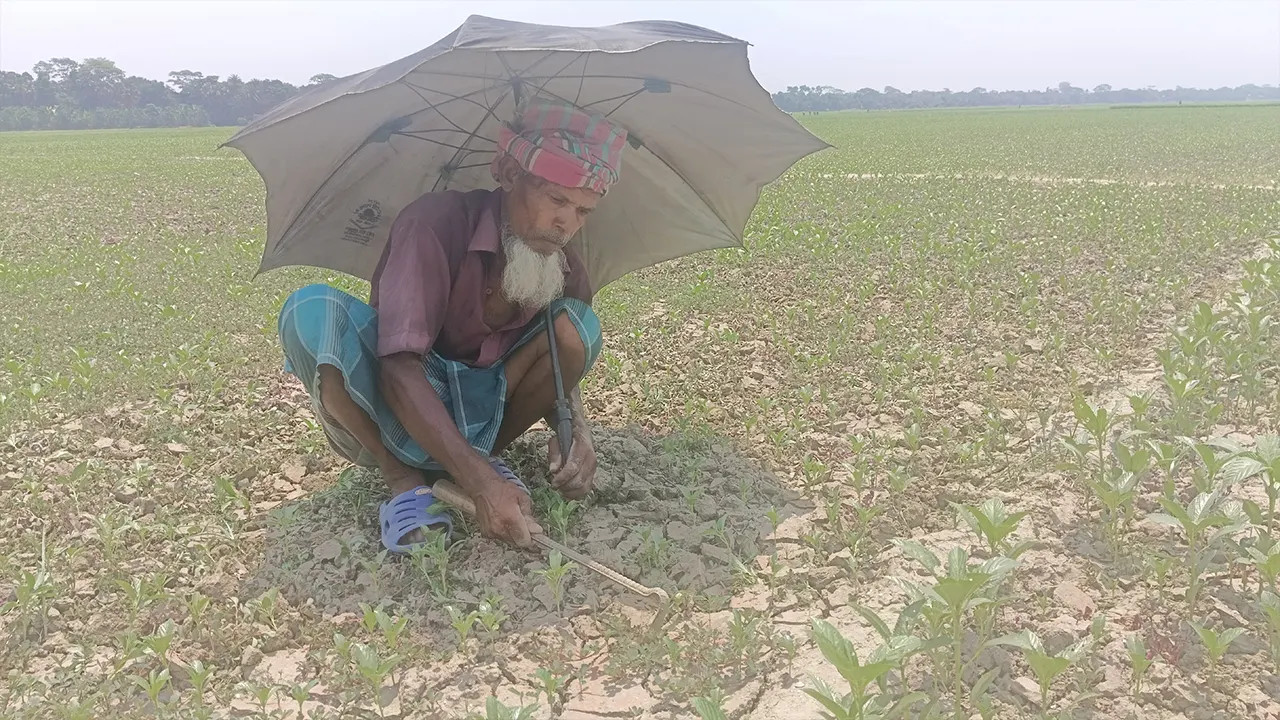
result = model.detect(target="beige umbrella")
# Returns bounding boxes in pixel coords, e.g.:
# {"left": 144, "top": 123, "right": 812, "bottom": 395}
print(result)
{"left": 222, "top": 14, "right": 830, "bottom": 291}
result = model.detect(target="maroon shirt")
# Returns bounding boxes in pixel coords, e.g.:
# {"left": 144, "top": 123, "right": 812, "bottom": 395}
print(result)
{"left": 369, "top": 188, "right": 593, "bottom": 368}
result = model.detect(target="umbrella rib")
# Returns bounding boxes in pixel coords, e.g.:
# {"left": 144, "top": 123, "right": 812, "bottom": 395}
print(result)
{"left": 529, "top": 52, "right": 587, "bottom": 102}
{"left": 448, "top": 161, "right": 496, "bottom": 171}
{"left": 398, "top": 128, "right": 498, "bottom": 143}
{"left": 402, "top": 80, "right": 505, "bottom": 111}
{"left": 582, "top": 89, "right": 645, "bottom": 115}
{"left": 389, "top": 132, "right": 492, "bottom": 153}
{"left": 399, "top": 80, "right": 511, "bottom": 134}
{"left": 496, "top": 48, "right": 564, "bottom": 85}
{"left": 573, "top": 54, "right": 590, "bottom": 106}
{"left": 415, "top": 70, "right": 765, "bottom": 115}
{"left": 432, "top": 82, "right": 513, "bottom": 192}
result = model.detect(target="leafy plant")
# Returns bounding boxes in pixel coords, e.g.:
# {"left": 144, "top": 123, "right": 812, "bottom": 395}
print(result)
{"left": 803, "top": 618, "right": 927, "bottom": 720}
{"left": 533, "top": 549, "right": 577, "bottom": 612}
{"left": 1123, "top": 634, "right": 1153, "bottom": 696}
{"left": 407, "top": 529, "right": 456, "bottom": 599}
{"left": 992, "top": 629, "right": 1094, "bottom": 714}
{"left": 692, "top": 687, "right": 729, "bottom": 720}
{"left": 351, "top": 643, "right": 403, "bottom": 717}
{"left": 1260, "top": 590, "right": 1280, "bottom": 672}
{"left": 890, "top": 540, "right": 1017, "bottom": 712}
{"left": 951, "top": 497, "right": 1033, "bottom": 557}
{"left": 446, "top": 605, "right": 481, "bottom": 649}
{"left": 468, "top": 696, "right": 538, "bottom": 720}
{"left": 1187, "top": 620, "right": 1244, "bottom": 676}
{"left": 1147, "top": 488, "right": 1247, "bottom": 610}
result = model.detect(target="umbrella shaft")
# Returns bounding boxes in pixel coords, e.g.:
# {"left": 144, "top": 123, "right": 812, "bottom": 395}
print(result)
{"left": 544, "top": 307, "right": 573, "bottom": 457}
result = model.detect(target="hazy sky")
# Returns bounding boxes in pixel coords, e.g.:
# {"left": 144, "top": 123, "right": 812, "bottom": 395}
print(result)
{"left": 2, "top": 0, "right": 1277, "bottom": 92}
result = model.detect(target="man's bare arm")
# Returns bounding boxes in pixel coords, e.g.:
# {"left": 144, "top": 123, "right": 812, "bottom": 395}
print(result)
{"left": 379, "top": 352, "right": 495, "bottom": 493}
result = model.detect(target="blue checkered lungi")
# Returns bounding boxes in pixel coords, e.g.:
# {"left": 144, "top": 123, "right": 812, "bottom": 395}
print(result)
{"left": 277, "top": 283, "right": 602, "bottom": 470}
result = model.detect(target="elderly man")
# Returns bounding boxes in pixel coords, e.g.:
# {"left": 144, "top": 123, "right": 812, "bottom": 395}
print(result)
{"left": 276, "top": 98, "right": 626, "bottom": 553}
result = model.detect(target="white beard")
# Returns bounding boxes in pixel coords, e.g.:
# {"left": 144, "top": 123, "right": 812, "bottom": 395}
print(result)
{"left": 500, "top": 226, "right": 568, "bottom": 309}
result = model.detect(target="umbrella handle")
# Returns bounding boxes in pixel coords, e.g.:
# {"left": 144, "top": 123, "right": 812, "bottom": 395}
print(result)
{"left": 544, "top": 307, "right": 574, "bottom": 459}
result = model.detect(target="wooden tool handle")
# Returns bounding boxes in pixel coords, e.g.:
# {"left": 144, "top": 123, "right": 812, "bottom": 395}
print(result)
{"left": 430, "top": 478, "right": 669, "bottom": 602}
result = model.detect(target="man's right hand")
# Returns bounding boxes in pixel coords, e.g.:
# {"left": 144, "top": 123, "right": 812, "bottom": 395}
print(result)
{"left": 470, "top": 474, "right": 543, "bottom": 548}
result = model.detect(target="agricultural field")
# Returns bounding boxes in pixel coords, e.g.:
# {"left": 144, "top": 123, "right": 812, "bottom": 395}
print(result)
{"left": 2, "top": 104, "right": 1280, "bottom": 719}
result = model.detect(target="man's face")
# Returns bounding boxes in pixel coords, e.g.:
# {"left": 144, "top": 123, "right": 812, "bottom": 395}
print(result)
{"left": 500, "top": 157, "right": 602, "bottom": 256}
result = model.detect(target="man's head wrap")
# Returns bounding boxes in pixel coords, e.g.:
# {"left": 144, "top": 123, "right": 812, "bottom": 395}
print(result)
{"left": 491, "top": 97, "right": 628, "bottom": 195}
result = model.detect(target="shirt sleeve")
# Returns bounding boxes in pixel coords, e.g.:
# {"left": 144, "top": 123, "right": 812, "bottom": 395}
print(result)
{"left": 563, "top": 247, "right": 594, "bottom": 304}
{"left": 372, "top": 212, "right": 452, "bottom": 358}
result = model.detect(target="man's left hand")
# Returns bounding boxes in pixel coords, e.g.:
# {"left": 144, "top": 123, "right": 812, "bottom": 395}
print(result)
{"left": 548, "top": 424, "right": 596, "bottom": 500}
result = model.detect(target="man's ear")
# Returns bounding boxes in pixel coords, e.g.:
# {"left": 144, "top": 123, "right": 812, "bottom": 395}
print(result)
{"left": 495, "top": 155, "right": 521, "bottom": 191}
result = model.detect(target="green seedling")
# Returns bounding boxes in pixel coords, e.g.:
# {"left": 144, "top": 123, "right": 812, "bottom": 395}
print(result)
{"left": 886, "top": 465, "right": 913, "bottom": 496}
{"left": 374, "top": 607, "right": 409, "bottom": 651}
{"left": 802, "top": 455, "right": 830, "bottom": 488}
{"left": 1123, "top": 634, "right": 1152, "bottom": 696}
{"left": 777, "top": 632, "right": 800, "bottom": 674}
{"left": 951, "top": 497, "right": 1032, "bottom": 557}
{"left": 252, "top": 587, "right": 281, "bottom": 631}
{"left": 1179, "top": 437, "right": 1232, "bottom": 493}
{"left": 2, "top": 565, "right": 58, "bottom": 639}
{"left": 117, "top": 577, "right": 159, "bottom": 627}
{"left": 332, "top": 632, "right": 353, "bottom": 664}
{"left": 1215, "top": 435, "right": 1280, "bottom": 527}
{"left": 288, "top": 679, "right": 320, "bottom": 718}
{"left": 470, "top": 696, "right": 538, "bottom": 720}
{"left": 476, "top": 593, "right": 507, "bottom": 641}
{"left": 693, "top": 687, "right": 729, "bottom": 720}
{"left": 446, "top": 605, "right": 481, "bottom": 649}
{"left": 533, "top": 549, "right": 577, "bottom": 612}
{"left": 1242, "top": 532, "right": 1280, "bottom": 595}
{"left": 728, "top": 609, "right": 764, "bottom": 659}
{"left": 407, "top": 529, "right": 456, "bottom": 599}
{"left": 132, "top": 667, "right": 172, "bottom": 710}
{"left": 186, "top": 660, "right": 214, "bottom": 707}
{"left": 843, "top": 501, "right": 884, "bottom": 562}
{"left": 143, "top": 619, "right": 175, "bottom": 665}
{"left": 1063, "top": 395, "right": 1118, "bottom": 487}
{"left": 636, "top": 527, "right": 670, "bottom": 571}
{"left": 1261, "top": 591, "right": 1280, "bottom": 672}
{"left": 359, "top": 601, "right": 380, "bottom": 635}
{"left": 992, "top": 629, "right": 1093, "bottom": 715}
{"left": 703, "top": 517, "right": 732, "bottom": 551}
{"left": 1089, "top": 467, "right": 1142, "bottom": 557}
{"left": 1148, "top": 488, "right": 1248, "bottom": 610}
{"left": 546, "top": 495, "right": 582, "bottom": 543}
{"left": 682, "top": 484, "right": 705, "bottom": 514}
{"left": 803, "top": 618, "right": 927, "bottom": 720}
{"left": 534, "top": 667, "right": 567, "bottom": 705}
{"left": 766, "top": 506, "right": 782, "bottom": 532}
{"left": 890, "top": 540, "right": 1017, "bottom": 709}
{"left": 351, "top": 643, "right": 403, "bottom": 716}
{"left": 185, "top": 591, "right": 211, "bottom": 636}
{"left": 237, "top": 679, "right": 273, "bottom": 715}
{"left": 1187, "top": 621, "right": 1244, "bottom": 676}
{"left": 112, "top": 630, "right": 143, "bottom": 676}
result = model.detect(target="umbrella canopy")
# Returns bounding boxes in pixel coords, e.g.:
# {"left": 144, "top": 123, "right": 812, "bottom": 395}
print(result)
{"left": 223, "top": 14, "right": 830, "bottom": 290}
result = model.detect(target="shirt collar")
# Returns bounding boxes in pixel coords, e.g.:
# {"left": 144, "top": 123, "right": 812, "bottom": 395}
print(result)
{"left": 470, "top": 188, "right": 505, "bottom": 254}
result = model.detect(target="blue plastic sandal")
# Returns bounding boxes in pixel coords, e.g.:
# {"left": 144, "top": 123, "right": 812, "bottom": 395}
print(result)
{"left": 378, "top": 486, "right": 454, "bottom": 553}
{"left": 487, "top": 456, "right": 531, "bottom": 496}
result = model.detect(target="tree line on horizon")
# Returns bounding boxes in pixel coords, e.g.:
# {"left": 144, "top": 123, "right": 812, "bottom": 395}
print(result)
{"left": 0, "top": 57, "right": 340, "bottom": 132}
{"left": 1, "top": 57, "right": 1277, "bottom": 132}
{"left": 771, "top": 81, "right": 1279, "bottom": 112}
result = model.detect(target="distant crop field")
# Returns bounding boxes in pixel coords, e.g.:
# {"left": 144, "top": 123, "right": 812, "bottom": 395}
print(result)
{"left": 2, "top": 106, "right": 1279, "bottom": 719}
